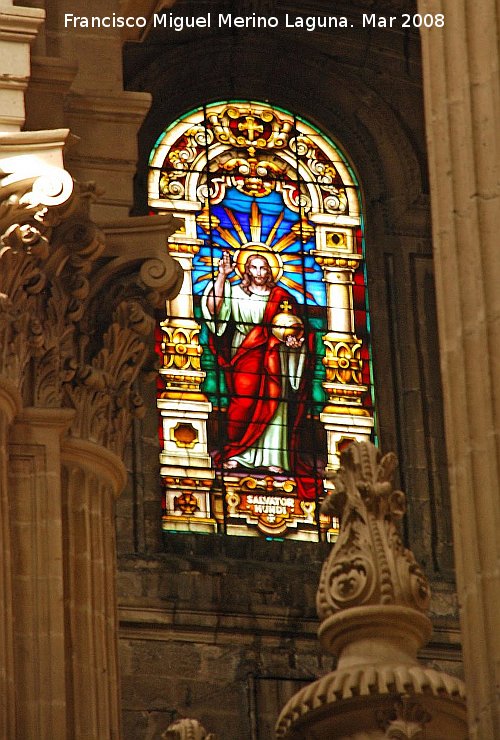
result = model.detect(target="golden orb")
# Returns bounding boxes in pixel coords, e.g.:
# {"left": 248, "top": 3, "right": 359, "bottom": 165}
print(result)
{"left": 271, "top": 304, "right": 304, "bottom": 343}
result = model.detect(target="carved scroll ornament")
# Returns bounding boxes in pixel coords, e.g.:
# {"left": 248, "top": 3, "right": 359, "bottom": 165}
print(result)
{"left": 317, "top": 441, "right": 431, "bottom": 619}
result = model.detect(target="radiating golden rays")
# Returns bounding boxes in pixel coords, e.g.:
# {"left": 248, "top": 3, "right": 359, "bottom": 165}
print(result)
{"left": 195, "top": 202, "right": 316, "bottom": 300}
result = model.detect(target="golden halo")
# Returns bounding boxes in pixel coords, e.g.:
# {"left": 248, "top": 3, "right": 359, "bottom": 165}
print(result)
{"left": 234, "top": 242, "right": 284, "bottom": 282}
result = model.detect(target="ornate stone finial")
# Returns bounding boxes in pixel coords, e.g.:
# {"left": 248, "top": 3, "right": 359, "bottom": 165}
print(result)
{"left": 275, "top": 441, "right": 467, "bottom": 739}
{"left": 162, "top": 718, "right": 216, "bottom": 740}
{"left": 317, "top": 441, "right": 431, "bottom": 620}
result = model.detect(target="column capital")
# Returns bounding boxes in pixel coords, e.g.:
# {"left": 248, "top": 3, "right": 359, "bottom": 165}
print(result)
{"left": 1, "top": 136, "right": 183, "bottom": 458}
{"left": 13, "top": 406, "right": 75, "bottom": 436}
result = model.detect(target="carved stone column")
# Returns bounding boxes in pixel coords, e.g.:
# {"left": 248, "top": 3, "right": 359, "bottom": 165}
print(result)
{"left": 56, "top": 248, "right": 181, "bottom": 737}
{"left": 9, "top": 407, "right": 74, "bottom": 738}
{"left": 0, "top": 133, "right": 75, "bottom": 739}
{"left": 417, "top": 2, "right": 500, "bottom": 737}
{"left": 61, "top": 439, "right": 126, "bottom": 739}
{"left": 276, "top": 442, "right": 467, "bottom": 739}
{"left": 0, "top": 378, "right": 21, "bottom": 739}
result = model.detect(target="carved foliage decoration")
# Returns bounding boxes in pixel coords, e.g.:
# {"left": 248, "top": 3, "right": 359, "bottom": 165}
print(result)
{"left": 0, "top": 167, "right": 77, "bottom": 391}
{"left": 0, "top": 164, "right": 180, "bottom": 457}
{"left": 317, "top": 441, "right": 431, "bottom": 619}
{"left": 65, "top": 300, "right": 152, "bottom": 455}
{"left": 0, "top": 245, "right": 45, "bottom": 386}
{"left": 32, "top": 219, "right": 106, "bottom": 407}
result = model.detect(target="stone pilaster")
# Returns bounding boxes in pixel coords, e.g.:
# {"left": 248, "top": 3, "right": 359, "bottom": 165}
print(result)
{"left": 24, "top": 56, "right": 78, "bottom": 131}
{"left": 20, "top": 0, "right": 154, "bottom": 219}
{"left": 64, "top": 91, "right": 153, "bottom": 221}
{"left": 61, "top": 438, "right": 126, "bottom": 739}
{"left": 0, "top": 378, "right": 21, "bottom": 740}
{"left": 9, "top": 407, "right": 74, "bottom": 739}
{"left": 417, "top": 2, "right": 500, "bottom": 737}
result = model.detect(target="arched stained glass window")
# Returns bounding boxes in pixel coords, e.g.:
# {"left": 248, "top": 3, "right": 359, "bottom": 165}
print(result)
{"left": 149, "top": 101, "right": 375, "bottom": 541}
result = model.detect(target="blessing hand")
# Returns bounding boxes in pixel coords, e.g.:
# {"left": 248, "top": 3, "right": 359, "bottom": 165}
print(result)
{"left": 218, "top": 252, "right": 233, "bottom": 279}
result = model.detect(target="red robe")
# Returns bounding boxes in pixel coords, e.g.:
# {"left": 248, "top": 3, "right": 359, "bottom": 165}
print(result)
{"left": 210, "top": 285, "right": 321, "bottom": 500}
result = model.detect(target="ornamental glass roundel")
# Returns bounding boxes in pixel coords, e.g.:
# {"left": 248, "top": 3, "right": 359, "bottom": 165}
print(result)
{"left": 149, "top": 101, "right": 375, "bottom": 541}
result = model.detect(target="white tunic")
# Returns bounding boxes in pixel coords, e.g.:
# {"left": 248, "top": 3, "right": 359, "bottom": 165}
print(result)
{"left": 201, "top": 281, "right": 306, "bottom": 471}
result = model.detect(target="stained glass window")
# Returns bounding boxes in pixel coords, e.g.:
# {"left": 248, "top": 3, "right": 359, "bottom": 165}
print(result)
{"left": 149, "top": 101, "right": 375, "bottom": 541}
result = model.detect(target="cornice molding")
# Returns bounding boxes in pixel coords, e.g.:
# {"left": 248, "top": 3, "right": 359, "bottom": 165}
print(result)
{"left": 66, "top": 91, "right": 152, "bottom": 123}
{"left": 29, "top": 56, "right": 78, "bottom": 92}
{"left": 0, "top": 6, "right": 45, "bottom": 43}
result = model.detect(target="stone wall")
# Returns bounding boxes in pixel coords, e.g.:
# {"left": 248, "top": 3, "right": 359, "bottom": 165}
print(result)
{"left": 118, "top": 538, "right": 331, "bottom": 738}
{"left": 117, "top": 534, "right": 461, "bottom": 739}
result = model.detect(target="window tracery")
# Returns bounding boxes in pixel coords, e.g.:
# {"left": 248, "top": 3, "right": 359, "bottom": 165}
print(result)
{"left": 148, "top": 101, "right": 375, "bottom": 541}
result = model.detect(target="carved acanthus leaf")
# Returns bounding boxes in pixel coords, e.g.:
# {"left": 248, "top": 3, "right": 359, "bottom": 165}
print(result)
{"left": 0, "top": 244, "right": 46, "bottom": 386}
{"left": 317, "top": 442, "right": 431, "bottom": 619}
{"left": 31, "top": 280, "right": 76, "bottom": 406}
{"left": 0, "top": 165, "right": 77, "bottom": 389}
{"left": 64, "top": 300, "right": 151, "bottom": 456}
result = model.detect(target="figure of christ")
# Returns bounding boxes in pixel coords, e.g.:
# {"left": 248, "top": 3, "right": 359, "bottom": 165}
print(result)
{"left": 201, "top": 252, "right": 308, "bottom": 475}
